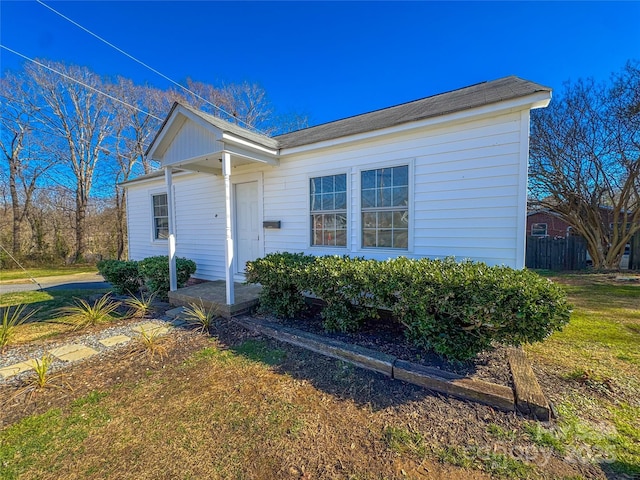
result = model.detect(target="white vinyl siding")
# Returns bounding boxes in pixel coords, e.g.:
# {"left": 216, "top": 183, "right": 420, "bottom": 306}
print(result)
{"left": 126, "top": 108, "right": 531, "bottom": 277}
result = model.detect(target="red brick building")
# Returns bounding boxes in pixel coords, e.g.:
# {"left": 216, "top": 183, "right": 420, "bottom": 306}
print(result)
{"left": 526, "top": 211, "right": 574, "bottom": 238}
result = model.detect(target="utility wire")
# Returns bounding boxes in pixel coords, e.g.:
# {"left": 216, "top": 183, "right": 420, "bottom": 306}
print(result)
{"left": 0, "top": 45, "right": 164, "bottom": 122}
{"left": 36, "top": 0, "right": 264, "bottom": 134}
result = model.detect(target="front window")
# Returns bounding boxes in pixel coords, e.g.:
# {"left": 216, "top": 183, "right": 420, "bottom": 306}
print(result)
{"left": 531, "top": 223, "right": 547, "bottom": 237}
{"left": 310, "top": 174, "right": 347, "bottom": 246}
{"left": 361, "top": 165, "right": 408, "bottom": 249}
{"left": 152, "top": 193, "right": 169, "bottom": 240}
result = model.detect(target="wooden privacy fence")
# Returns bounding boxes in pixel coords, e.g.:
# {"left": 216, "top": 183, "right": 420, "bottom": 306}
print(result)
{"left": 525, "top": 236, "right": 587, "bottom": 271}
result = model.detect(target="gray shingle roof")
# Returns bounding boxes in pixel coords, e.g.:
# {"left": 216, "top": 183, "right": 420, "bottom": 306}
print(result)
{"left": 146, "top": 76, "right": 550, "bottom": 159}
{"left": 274, "top": 76, "right": 551, "bottom": 149}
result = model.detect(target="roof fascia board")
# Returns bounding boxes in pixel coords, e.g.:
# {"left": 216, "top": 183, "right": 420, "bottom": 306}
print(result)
{"left": 121, "top": 169, "right": 192, "bottom": 188}
{"left": 222, "top": 144, "right": 280, "bottom": 166}
{"left": 280, "top": 91, "right": 551, "bottom": 157}
{"left": 221, "top": 132, "right": 279, "bottom": 156}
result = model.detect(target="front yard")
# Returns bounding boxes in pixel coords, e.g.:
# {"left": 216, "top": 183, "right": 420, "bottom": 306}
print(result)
{"left": 0, "top": 273, "right": 638, "bottom": 479}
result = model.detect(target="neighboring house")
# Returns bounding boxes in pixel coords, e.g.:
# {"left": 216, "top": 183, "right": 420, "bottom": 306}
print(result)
{"left": 526, "top": 210, "right": 574, "bottom": 238}
{"left": 526, "top": 208, "right": 636, "bottom": 269}
{"left": 123, "top": 76, "right": 552, "bottom": 304}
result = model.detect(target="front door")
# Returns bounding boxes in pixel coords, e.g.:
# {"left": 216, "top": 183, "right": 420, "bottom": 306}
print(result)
{"left": 234, "top": 181, "right": 260, "bottom": 275}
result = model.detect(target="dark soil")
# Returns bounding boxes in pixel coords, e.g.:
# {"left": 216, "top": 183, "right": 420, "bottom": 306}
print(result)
{"left": 250, "top": 304, "right": 513, "bottom": 387}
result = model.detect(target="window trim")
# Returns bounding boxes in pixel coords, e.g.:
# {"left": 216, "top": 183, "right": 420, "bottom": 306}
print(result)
{"left": 307, "top": 170, "right": 350, "bottom": 250}
{"left": 149, "top": 189, "right": 169, "bottom": 243}
{"left": 530, "top": 223, "right": 548, "bottom": 237}
{"left": 355, "top": 158, "right": 414, "bottom": 253}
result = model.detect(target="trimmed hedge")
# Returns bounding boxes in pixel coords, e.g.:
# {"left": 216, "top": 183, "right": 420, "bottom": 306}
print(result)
{"left": 245, "top": 252, "right": 314, "bottom": 318}
{"left": 246, "top": 253, "right": 571, "bottom": 361}
{"left": 138, "top": 256, "right": 196, "bottom": 300}
{"left": 96, "top": 259, "right": 141, "bottom": 295}
{"left": 97, "top": 256, "right": 196, "bottom": 300}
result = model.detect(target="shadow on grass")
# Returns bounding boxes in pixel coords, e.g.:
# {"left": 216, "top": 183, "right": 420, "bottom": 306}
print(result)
{"left": 1, "top": 287, "right": 112, "bottom": 324}
{"left": 602, "top": 460, "right": 640, "bottom": 479}
{"left": 218, "top": 325, "right": 460, "bottom": 414}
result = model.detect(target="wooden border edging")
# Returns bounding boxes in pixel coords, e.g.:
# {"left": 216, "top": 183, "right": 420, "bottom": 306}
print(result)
{"left": 507, "top": 347, "right": 551, "bottom": 421}
{"left": 233, "top": 317, "right": 517, "bottom": 412}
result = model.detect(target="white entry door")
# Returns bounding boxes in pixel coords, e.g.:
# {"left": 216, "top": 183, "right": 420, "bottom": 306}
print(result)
{"left": 234, "top": 181, "right": 260, "bottom": 275}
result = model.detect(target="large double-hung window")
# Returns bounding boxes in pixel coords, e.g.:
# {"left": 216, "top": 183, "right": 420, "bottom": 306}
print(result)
{"left": 310, "top": 173, "right": 347, "bottom": 247}
{"left": 361, "top": 165, "right": 408, "bottom": 249}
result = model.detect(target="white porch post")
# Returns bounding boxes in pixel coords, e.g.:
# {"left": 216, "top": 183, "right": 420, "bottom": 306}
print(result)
{"left": 165, "top": 167, "right": 177, "bottom": 292}
{"left": 223, "top": 151, "right": 235, "bottom": 305}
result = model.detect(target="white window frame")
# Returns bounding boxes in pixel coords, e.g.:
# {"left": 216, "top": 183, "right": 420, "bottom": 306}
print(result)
{"left": 149, "top": 189, "right": 169, "bottom": 243}
{"left": 355, "top": 158, "right": 414, "bottom": 253}
{"left": 531, "top": 223, "right": 548, "bottom": 237}
{"left": 307, "top": 170, "right": 350, "bottom": 250}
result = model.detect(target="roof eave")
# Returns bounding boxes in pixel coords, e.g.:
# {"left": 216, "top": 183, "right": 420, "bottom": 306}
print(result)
{"left": 280, "top": 90, "right": 552, "bottom": 156}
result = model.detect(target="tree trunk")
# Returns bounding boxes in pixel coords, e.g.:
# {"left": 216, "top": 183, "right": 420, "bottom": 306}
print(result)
{"left": 75, "top": 190, "right": 87, "bottom": 263}
{"left": 8, "top": 155, "right": 21, "bottom": 257}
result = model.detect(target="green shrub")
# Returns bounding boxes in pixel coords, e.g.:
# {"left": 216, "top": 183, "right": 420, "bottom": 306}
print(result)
{"left": 97, "top": 259, "right": 141, "bottom": 294}
{"left": 137, "top": 256, "right": 196, "bottom": 300}
{"left": 245, "top": 252, "right": 314, "bottom": 318}
{"left": 245, "top": 253, "right": 571, "bottom": 361}
{"left": 386, "top": 257, "right": 572, "bottom": 361}
{"left": 304, "top": 256, "right": 380, "bottom": 332}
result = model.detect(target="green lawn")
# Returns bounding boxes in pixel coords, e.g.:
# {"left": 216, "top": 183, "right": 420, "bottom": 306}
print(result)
{"left": 0, "top": 266, "right": 97, "bottom": 283}
{"left": 1, "top": 273, "right": 639, "bottom": 478}
{"left": 0, "top": 289, "right": 112, "bottom": 345}
{"left": 525, "top": 275, "right": 640, "bottom": 476}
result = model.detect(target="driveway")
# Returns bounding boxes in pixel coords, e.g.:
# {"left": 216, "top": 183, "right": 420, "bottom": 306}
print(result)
{"left": 0, "top": 272, "right": 111, "bottom": 294}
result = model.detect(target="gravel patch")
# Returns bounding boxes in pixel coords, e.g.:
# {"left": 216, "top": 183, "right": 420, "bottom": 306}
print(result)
{"left": 0, "top": 315, "right": 184, "bottom": 386}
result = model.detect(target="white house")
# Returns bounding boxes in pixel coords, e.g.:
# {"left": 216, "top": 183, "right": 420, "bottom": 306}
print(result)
{"left": 123, "top": 76, "right": 551, "bottom": 305}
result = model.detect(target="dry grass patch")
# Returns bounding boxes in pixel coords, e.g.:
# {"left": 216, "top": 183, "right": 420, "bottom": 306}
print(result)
{"left": 0, "top": 336, "right": 501, "bottom": 480}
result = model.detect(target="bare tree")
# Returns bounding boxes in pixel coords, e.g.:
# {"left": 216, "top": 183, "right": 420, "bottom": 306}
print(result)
{"left": 184, "top": 79, "right": 307, "bottom": 135}
{"left": 0, "top": 71, "right": 55, "bottom": 257}
{"left": 107, "top": 78, "right": 173, "bottom": 258}
{"left": 530, "top": 62, "right": 640, "bottom": 269}
{"left": 24, "top": 61, "right": 112, "bottom": 262}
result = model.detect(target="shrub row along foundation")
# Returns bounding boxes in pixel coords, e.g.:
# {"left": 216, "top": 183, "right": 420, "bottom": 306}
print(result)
{"left": 232, "top": 316, "right": 551, "bottom": 420}
{"left": 245, "top": 253, "right": 572, "bottom": 362}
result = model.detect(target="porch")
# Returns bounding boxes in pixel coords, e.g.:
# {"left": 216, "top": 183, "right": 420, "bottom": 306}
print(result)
{"left": 167, "top": 280, "right": 263, "bottom": 318}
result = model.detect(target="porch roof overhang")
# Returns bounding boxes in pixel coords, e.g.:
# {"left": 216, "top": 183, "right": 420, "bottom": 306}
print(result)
{"left": 146, "top": 102, "right": 279, "bottom": 174}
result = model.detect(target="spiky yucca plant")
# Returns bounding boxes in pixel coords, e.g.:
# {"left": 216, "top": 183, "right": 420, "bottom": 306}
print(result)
{"left": 123, "top": 291, "right": 157, "bottom": 318}
{"left": 182, "top": 300, "right": 220, "bottom": 334}
{"left": 31, "top": 354, "right": 54, "bottom": 388}
{"left": 0, "top": 304, "right": 37, "bottom": 353}
{"left": 56, "top": 293, "right": 120, "bottom": 330}
{"left": 131, "top": 327, "right": 168, "bottom": 359}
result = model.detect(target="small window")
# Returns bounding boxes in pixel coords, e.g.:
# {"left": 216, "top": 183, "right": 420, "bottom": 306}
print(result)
{"left": 361, "top": 165, "right": 408, "bottom": 249}
{"left": 152, "top": 193, "right": 169, "bottom": 240}
{"left": 310, "top": 174, "right": 347, "bottom": 247}
{"left": 531, "top": 223, "right": 547, "bottom": 237}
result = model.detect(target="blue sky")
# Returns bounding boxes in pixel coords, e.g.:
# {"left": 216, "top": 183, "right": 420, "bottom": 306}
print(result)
{"left": 1, "top": 1, "right": 639, "bottom": 126}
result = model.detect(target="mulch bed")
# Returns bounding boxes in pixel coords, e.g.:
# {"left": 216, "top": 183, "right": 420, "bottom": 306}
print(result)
{"left": 248, "top": 305, "right": 514, "bottom": 388}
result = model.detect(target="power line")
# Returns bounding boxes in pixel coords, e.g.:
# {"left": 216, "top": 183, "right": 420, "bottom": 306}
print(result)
{"left": 36, "top": 0, "right": 265, "bottom": 134}
{"left": 0, "top": 45, "right": 164, "bottom": 122}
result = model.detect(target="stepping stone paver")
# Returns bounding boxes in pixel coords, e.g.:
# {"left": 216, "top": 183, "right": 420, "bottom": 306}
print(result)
{"left": 165, "top": 306, "right": 186, "bottom": 318}
{"left": 131, "top": 322, "right": 169, "bottom": 335}
{"left": 0, "top": 359, "right": 38, "bottom": 379}
{"left": 99, "top": 334, "right": 131, "bottom": 347}
{"left": 49, "top": 344, "right": 98, "bottom": 362}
